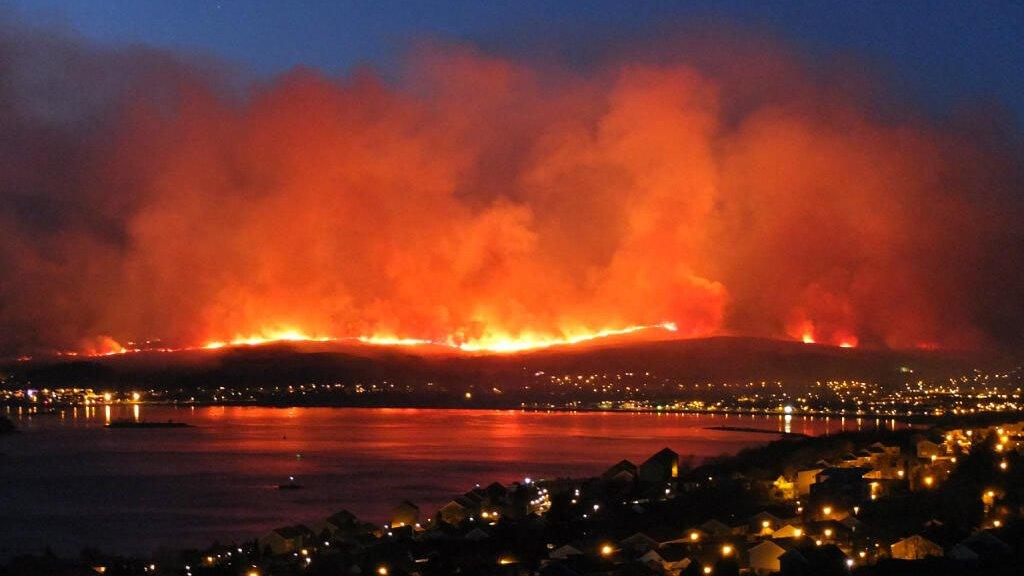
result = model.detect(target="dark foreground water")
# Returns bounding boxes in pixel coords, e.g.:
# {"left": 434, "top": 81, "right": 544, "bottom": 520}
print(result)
{"left": 0, "top": 405, "right": 903, "bottom": 557}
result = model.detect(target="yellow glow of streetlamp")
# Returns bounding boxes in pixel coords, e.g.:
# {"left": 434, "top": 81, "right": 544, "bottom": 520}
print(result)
{"left": 600, "top": 544, "right": 614, "bottom": 557}
{"left": 377, "top": 567, "right": 388, "bottom": 576}
{"left": 721, "top": 544, "right": 733, "bottom": 556}
{"left": 690, "top": 532, "right": 700, "bottom": 541}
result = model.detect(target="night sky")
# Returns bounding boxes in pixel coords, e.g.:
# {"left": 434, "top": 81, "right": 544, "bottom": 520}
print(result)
{"left": 7, "top": 1, "right": 1024, "bottom": 123}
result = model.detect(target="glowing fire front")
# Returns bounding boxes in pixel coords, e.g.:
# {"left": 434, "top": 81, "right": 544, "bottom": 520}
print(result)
{"left": 47, "top": 318, "right": 871, "bottom": 360}
{"left": 208, "top": 322, "right": 681, "bottom": 354}
{"left": 57, "top": 322, "right": 686, "bottom": 358}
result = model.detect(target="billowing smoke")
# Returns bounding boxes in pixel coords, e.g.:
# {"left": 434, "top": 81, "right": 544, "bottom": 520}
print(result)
{"left": 1, "top": 20, "right": 1022, "bottom": 356}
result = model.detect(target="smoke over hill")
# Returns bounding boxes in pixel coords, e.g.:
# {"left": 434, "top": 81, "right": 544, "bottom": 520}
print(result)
{"left": 1, "top": 19, "right": 1022, "bottom": 356}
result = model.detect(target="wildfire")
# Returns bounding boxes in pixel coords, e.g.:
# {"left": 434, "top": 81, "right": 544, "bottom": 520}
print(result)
{"left": 54, "top": 322, "right": 683, "bottom": 358}
{"left": 790, "top": 320, "right": 858, "bottom": 349}
{"left": 203, "top": 329, "right": 334, "bottom": 350}
{"left": 448, "top": 322, "right": 679, "bottom": 353}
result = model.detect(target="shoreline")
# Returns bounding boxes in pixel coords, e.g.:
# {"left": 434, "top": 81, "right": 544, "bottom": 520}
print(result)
{"left": 8, "top": 399, "right": 1020, "bottom": 425}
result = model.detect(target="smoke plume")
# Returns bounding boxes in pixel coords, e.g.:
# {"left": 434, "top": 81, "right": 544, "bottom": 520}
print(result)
{"left": 1, "top": 21, "right": 1022, "bottom": 355}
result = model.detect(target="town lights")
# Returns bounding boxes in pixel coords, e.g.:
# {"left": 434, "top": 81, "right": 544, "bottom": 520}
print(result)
{"left": 721, "top": 545, "right": 733, "bottom": 556}
{"left": 690, "top": 532, "right": 700, "bottom": 541}
{"left": 703, "top": 567, "right": 712, "bottom": 575}
{"left": 923, "top": 475, "right": 934, "bottom": 487}
{"left": 794, "top": 528, "right": 803, "bottom": 537}
{"left": 824, "top": 529, "right": 833, "bottom": 538}
{"left": 600, "top": 544, "right": 614, "bottom": 556}
{"left": 377, "top": 567, "right": 388, "bottom": 576}
{"left": 822, "top": 506, "right": 832, "bottom": 516}
{"left": 1000, "top": 461, "right": 1008, "bottom": 470}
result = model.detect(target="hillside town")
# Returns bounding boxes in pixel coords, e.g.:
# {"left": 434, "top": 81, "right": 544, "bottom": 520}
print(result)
{"left": 5, "top": 416, "right": 1023, "bottom": 576}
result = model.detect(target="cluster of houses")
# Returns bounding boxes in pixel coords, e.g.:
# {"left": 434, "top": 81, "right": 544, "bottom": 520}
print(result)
{"left": 244, "top": 419, "right": 1022, "bottom": 575}
{"left": 258, "top": 479, "right": 551, "bottom": 558}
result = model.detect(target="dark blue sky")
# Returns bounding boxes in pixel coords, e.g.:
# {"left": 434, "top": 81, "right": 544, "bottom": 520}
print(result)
{"left": 7, "top": 0, "right": 1024, "bottom": 120}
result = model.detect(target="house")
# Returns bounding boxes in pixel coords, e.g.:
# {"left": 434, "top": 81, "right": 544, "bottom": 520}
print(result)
{"left": 549, "top": 544, "right": 583, "bottom": 559}
{"left": 620, "top": 532, "right": 659, "bottom": 553}
{"left": 749, "top": 511, "right": 784, "bottom": 535}
{"left": 259, "top": 525, "right": 314, "bottom": 556}
{"left": 779, "top": 544, "right": 848, "bottom": 576}
{"left": 916, "top": 439, "right": 942, "bottom": 460}
{"left": 870, "top": 441, "right": 900, "bottom": 457}
{"left": 891, "top": 534, "right": 944, "bottom": 560}
{"left": 795, "top": 468, "right": 823, "bottom": 496}
{"left": 639, "top": 448, "right": 679, "bottom": 483}
{"left": 438, "top": 496, "right": 475, "bottom": 525}
{"left": 699, "top": 519, "right": 732, "bottom": 536}
{"left": 601, "top": 459, "right": 638, "bottom": 484}
{"left": 772, "top": 524, "right": 804, "bottom": 539}
{"left": 639, "top": 544, "right": 692, "bottom": 573}
{"left": 748, "top": 540, "right": 787, "bottom": 575}
{"left": 390, "top": 500, "right": 420, "bottom": 527}
{"left": 947, "top": 531, "right": 1010, "bottom": 562}
{"left": 311, "top": 509, "right": 371, "bottom": 540}
{"left": 621, "top": 526, "right": 689, "bottom": 552}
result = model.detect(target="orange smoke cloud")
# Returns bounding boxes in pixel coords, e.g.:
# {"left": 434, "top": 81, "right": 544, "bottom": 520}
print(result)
{"left": 1, "top": 26, "right": 1022, "bottom": 356}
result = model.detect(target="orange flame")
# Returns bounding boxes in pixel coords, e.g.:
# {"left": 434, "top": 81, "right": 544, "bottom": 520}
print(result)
{"left": 60, "top": 322, "right": 682, "bottom": 357}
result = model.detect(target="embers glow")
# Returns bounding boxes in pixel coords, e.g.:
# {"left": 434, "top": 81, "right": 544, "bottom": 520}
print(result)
{"left": 63, "top": 322, "right": 681, "bottom": 357}
{"left": 203, "top": 329, "right": 334, "bottom": 350}
{"left": 449, "top": 322, "right": 678, "bottom": 353}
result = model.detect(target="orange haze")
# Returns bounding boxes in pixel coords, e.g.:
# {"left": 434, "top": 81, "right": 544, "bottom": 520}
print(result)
{"left": 1, "top": 28, "right": 1022, "bottom": 356}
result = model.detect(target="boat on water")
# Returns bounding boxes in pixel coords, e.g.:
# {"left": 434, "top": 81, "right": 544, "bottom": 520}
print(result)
{"left": 105, "top": 419, "right": 192, "bottom": 429}
{"left": 277, "top": 475, "right": 303, "bottom": 490}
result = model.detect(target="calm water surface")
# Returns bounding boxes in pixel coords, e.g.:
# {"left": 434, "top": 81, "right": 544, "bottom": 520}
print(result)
{"left": 0, "top": 405, "right": 902, "bottom": 556}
